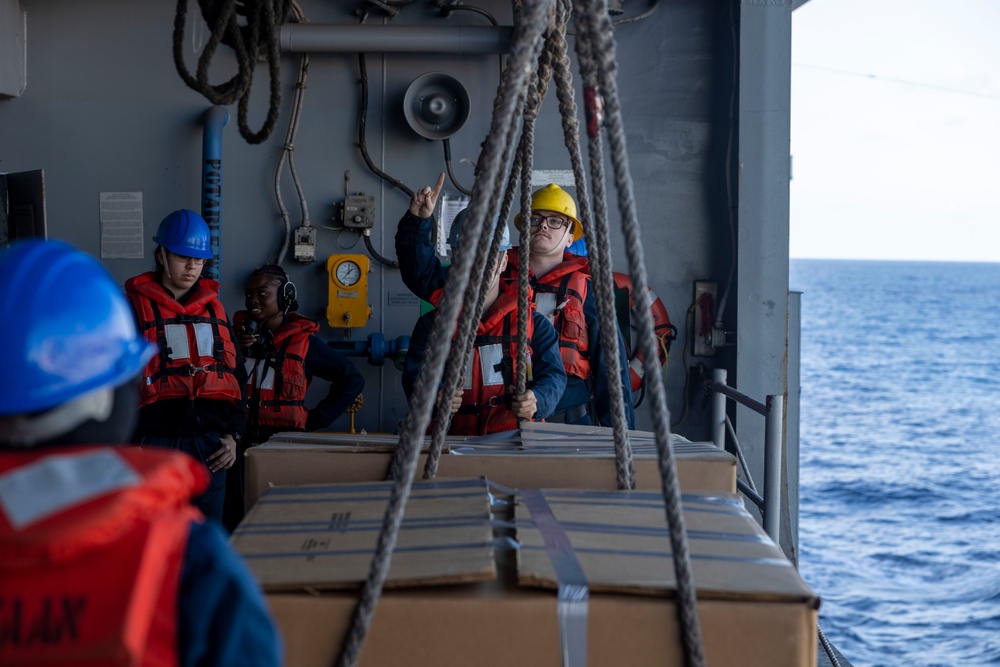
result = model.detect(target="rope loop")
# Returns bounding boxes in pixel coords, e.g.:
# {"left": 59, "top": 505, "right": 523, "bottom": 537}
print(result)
{"left": 172, "top": 0, "right": 291, "bottom": 144}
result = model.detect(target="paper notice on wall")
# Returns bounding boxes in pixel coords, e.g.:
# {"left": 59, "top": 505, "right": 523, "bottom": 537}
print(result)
{"left": 387, "top": 291, "right": 419, "bottom": 307}
{"left": 438, "top": 194, "right": 470, "bottom": 258}
{"left": 100, "top": 192, "right": 144, "bottom": 259}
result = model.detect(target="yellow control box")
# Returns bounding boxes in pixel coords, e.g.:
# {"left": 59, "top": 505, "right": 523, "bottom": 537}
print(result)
{"left": 325, "top": 254, "right": 372, "bottom": 328}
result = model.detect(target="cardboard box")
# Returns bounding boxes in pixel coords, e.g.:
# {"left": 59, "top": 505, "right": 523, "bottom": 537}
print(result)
{"left": 232, "top": 479, "right": 818, "bottom": 667}
{"left": 245, "top": 422, "right": 736, "bottom": 508}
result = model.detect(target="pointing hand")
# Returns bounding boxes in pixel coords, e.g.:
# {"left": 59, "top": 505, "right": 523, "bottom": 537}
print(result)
{"left": 409, "top": 172, "right": 446, "bottom": 218}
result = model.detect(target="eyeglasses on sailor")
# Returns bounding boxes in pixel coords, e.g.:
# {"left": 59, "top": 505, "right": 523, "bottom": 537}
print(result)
{"left": 528, "top": 215, "right": 571, "bottom": 229}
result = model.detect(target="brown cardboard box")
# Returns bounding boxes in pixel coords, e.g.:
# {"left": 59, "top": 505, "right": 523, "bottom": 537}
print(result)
{"left": 232, "top": 479, "right": 818, "bottom": 667}
{"left": 244, "top": 422, "right": 736, "bottom": 508}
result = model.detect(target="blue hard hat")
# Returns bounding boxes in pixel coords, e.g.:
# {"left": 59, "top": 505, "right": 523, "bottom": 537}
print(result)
{"left": 566, "top": 236, "right": 588, "bottom": 256}
{"left": 0, "top": 239, "right": 157, "bottom": 416}
{"left": 153, "top": 209, "right": 213, "bottom": 259}
{"left": 448, "top": 209, "right": 511, "bottom": 252}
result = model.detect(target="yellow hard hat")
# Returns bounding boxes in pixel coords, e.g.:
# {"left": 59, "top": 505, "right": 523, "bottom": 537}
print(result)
{"left": 514, "top": 184, "right": 584, "bottom": 240}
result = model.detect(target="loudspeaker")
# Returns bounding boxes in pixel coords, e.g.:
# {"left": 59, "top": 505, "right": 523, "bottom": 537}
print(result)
{"left": 403, "top": 73, "right": 470, "bottom": 140}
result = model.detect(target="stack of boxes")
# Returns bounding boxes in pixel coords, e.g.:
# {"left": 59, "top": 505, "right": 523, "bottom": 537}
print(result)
{"left": 231, "top": 425, "right": 818, "bottom": 666}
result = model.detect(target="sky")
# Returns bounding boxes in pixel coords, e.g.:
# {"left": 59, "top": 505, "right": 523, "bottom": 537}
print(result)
{"left": 790, "top": 0, "right": 1000, "bottom": 262}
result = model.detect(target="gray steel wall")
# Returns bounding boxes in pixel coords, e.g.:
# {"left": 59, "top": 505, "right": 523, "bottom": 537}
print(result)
{"left": 2, "top": 0, "right": 736, "bottom": 436}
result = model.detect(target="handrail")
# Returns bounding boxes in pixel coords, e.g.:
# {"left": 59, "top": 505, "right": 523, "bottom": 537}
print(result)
{"left": 736, "top": 478, "right": 764, "bottom": 509}
{"left": 709, "top": 368, "right": 784, "bottom": 543}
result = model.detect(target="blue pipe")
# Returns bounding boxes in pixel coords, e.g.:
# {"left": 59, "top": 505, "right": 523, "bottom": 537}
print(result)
{"left": 327, "top": 334, "right": 410, "bottom": 370}
{"left": 201, "top": 106, "right": 228, "bottom": 280}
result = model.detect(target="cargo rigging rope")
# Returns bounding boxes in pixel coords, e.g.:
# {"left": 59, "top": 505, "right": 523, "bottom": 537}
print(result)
{"left": 335, "top": 2, "right": 554, "bottom": 664}
{"left": 545, "top": 0, "right": 636, "bottom": 490}
{"left": 387, "top": 87, "right": 523, "bottom": 482}
{"left": 421, "top": 0, "right": 584, "bottom": 482}
{"left": 421, "top": 0, "right": 642, "bottom": 490}
{"left": 352, "top": 0, "right": 705, "bottom": 665}
{"left": 571, "top": 0, "right": 706, "bottom": 660}
{"left": 418, "top": 3, "right": 552, "bottom": 481}
{"left": 412, "top": 26, "right": 532, "bottom": 480}
{"left": 513, "top": 21, "right": 542, "bottom": 419}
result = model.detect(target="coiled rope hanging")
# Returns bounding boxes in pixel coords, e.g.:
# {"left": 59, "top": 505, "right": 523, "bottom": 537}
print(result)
{"left": 570, "top": 0, "right": 705, "bottom": 661}
{"left": 172, "top": 0, "right": 291, "bottom": 144}
{"left": 335, "top": 1, "right": 554, "bottom": 663}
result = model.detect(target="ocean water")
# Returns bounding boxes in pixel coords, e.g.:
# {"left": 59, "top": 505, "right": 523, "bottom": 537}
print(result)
{"left": 790, "top": 259, "right": 1000, "bottom": 667}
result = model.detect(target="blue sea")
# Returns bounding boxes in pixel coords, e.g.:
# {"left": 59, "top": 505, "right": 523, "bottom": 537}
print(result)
{"left": 791, "top": 259, "right": 1000, "bottom": 667}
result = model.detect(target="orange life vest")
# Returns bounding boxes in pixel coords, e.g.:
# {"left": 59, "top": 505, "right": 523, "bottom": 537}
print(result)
{"left": 233, "top": 311, "right": 317, "bottom": 431}
{"left": 503, "top": 251, "right": 591, "bottom": 381}
{"left": 450, "top": 287, "right": 536, "bottom": 435}
{"left": 0, "top": 446, "right": 207, "bottom": 666}
{"left": 125, "top": 272, "right": 242, "bottom": 408}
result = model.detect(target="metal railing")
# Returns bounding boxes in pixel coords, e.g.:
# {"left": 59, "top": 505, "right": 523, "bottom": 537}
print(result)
{"left": 711, "top": 369, "right": 847, "bottom": 667}
{"left": 709, "top": 368, "right": 784, "bottom": 543}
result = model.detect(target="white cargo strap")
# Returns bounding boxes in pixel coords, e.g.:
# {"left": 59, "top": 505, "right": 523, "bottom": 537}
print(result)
{"left": 522, "top": 488, "right": 589, "bottom": 667}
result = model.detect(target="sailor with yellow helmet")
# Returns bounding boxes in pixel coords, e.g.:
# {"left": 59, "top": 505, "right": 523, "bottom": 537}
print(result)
{"left": 396, "top": 175, "right": 635, "bottom": 428}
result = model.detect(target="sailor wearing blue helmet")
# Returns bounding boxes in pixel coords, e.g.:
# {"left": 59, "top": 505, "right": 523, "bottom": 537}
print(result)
{"left": 124, "top": 209, "right": 247, "bottom": 525}
{"left": 0, "top": 239, "right": 281, "bottom": 667}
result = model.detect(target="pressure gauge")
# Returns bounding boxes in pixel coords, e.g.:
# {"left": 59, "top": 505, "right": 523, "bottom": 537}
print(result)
{"left": 335, "top": 259, "right": 362, "bottom": 287}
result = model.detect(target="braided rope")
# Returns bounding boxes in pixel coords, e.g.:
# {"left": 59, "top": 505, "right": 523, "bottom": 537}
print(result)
{"left": 396, "top": 139, "right": 522, "bottom": 482}
{"left": 422, "top": 172, "right": 514, "bottom": 477}
{"left": 545, "top": 0, "right": 635, "bottom": 490}
{"left": 172, "top": 0, "right": 289, "bottom": 144}
{"left": 173, "top": 0, "right": 248, "bottom": 105}
{"left": 422, "top": 62, "right": 533, "bottom": 480}
{"left": 423, "top": 0, "right": 567, "bottom": 476}
{"left": 571, "top": 0, "right": 705, "bottom": 663}
{"left": 334, "top": 6, "right": 553, "bottom": 663}
{"left": 514, "top": 101, "right": 537, "bottom": 399}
